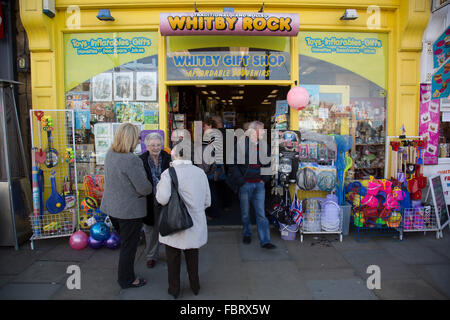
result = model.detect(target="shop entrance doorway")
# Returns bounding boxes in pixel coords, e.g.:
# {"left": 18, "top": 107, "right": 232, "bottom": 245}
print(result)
{"left": 167, "top": 84, "right": 290, "bottom": 225}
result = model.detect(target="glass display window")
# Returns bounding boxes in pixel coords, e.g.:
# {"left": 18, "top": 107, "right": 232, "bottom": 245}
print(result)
{"left": 64, "top": 32, "right": 159, "bottom": 208}
{"left": 298, "top": 31, "right": 388, "bottom": 180}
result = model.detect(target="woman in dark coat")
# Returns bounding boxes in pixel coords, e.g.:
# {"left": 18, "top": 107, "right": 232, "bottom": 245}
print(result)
{"left": 139, "top": 132, "right": 171, "bottom": 268}
{"left": 101, "top": 123, "right": 153, "bottom": 289}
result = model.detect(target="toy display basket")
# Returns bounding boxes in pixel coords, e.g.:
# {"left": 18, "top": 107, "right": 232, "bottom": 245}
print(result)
{"left": 300, "top": 201, "right": 343, "bottom": 242}
{"left": 351, "top": 204, "right": 402, "bottom": 242}
{"left": 400, "top": 206, "right": 440, "bottom": 240}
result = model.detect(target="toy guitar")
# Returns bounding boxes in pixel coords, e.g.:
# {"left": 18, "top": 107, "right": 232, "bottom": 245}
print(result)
{"left": 34, "top": 111, "right": 46, "bottom": 164}
{"left": 45, "top": 129, "right": 58, "bottom": 168}
{"left": 46, "top": 170, "right": 65, "bottom": 214}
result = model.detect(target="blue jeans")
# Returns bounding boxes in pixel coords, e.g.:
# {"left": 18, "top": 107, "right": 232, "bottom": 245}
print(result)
{"left": 238, "top": 182, "right": 270, "bottom": 246}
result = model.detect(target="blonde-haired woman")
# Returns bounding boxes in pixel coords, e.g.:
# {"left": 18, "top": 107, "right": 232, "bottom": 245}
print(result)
{"left": 101, "top": 123, "right": 153, "bottom": 289}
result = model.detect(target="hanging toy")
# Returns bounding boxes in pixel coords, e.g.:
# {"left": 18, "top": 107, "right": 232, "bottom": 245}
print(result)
{"left": 80, "top": 196, "right": 98, "bottom": 215}
{"left": 64, "top": 148, "right": 75, "bottom": 164}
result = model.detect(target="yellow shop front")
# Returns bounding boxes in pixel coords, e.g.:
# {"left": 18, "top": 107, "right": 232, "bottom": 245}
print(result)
{"left": 19, "top": 0, "right": 431, "bottom": 232}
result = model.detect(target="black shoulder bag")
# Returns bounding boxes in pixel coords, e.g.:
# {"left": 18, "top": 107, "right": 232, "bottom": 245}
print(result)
{"left": 158, "top": 167, "right": 193, "bottom": 236}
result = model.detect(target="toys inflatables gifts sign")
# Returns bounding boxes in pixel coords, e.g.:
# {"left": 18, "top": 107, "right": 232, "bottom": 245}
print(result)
{"left": 419, "top": 84, "right": 440, "bottom": 164}
{"left": 287, "top": 86, "right": 309, "bottom": 110}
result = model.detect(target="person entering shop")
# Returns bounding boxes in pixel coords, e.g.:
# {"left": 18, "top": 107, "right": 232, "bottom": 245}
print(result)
{"left": 167, "top": 85, "right": 289, "bottom": 227}
{"left": 227, "top": 121, "right": 276, "bottom": 249}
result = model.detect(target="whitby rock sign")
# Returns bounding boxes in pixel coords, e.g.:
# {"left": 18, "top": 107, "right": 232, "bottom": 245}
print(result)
{"left": 160, "top": 12, "right": 299, "bottom": 36}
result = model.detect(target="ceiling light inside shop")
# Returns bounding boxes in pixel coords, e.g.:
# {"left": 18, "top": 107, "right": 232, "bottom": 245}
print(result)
{"left": 271, "top": 89, "right": 278, "bottom": 94}
{"left": 201, "top": 91, "right": 208, "bottom": 94}
{"left": 239, "top": 90, "right": 244, "bottom": 94}
{"left": 210, "top": 91, "right": 217, "bottom": 94}
{"left": 268, "top": 95, "right": 277, "bottom": 98}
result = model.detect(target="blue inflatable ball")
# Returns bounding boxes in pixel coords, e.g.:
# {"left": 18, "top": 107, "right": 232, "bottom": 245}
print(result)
{"left": 105, "top": 232, "right": 121, "bottom": 249}
{"left": 88, "top": 235, "right": 104, "bottom": 249}
{"left": 90, "top": 222, "right": 110, "bottom": 242}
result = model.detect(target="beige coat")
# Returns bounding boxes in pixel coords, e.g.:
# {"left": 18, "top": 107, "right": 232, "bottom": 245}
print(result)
{"left": 156, "top": 160, "right": 211, "bottom": 249}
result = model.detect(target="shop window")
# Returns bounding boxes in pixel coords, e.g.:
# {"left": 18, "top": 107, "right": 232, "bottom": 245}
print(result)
{"left": 64, "top": 32, "right": 158, "bottom": 189}
{"left": 298, "top": 31, "right": 388, "bottom": 180}
{"left": 166, "top": 36, "right": 291, "bottom": 81}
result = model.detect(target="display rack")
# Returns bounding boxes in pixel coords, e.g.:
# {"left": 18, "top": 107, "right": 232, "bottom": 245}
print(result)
{"left": 300, "top": 199, "right": 343, "bottom": 242}
{"left": 29, "top": 109, "right": 80, "bottom": 249}
{"left": 352, "top": 203, "right": 402, "bottom": 242}
{"left": 399, "top": 205, "right": 440, "bottom": 240}
{"left": 384, "top": 135, "right": 424, "bottom": 179}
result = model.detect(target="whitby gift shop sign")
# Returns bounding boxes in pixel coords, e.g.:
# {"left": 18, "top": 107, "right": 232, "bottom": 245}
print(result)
{"left": 160, "top": 12, "right": 299, "bottom": 36}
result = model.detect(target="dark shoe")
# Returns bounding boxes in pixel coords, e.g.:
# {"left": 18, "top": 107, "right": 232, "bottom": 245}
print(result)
{"left": 147, "top": 260, "right": 156, "bottom": 268}
{"left": 262, "top": 243, "right": 276, "bottom": 249}
{"left": 191, "top": 285, "right": 200, "bottom": 295}
{"left": 122, "top": 278, "right": 147, "bottom": 289}
{"left": 168, "top": 288, "right": 180, "bottom": 299}
{"left": 243, "top": 236, "right": 251, "bottom": 244}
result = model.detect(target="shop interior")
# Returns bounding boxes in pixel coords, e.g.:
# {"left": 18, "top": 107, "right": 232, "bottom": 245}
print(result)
{"left": 167, "top": 85, "right": 290, "bottom": 132}
{"left": 167, "top": 84, "right": 291, "bottom": 225}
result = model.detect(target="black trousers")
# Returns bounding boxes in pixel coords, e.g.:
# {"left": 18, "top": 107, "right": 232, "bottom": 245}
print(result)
{"left": 165, "top": 245, "right": 199, "bottom": 295}
{"left": 110, "top": 217, "right": 143, "bottom": 288}
{"left": 217, "top": 179, "right": 233, "bottom": 208}
{"left": 206, "top": 180, "right": 221, "bottom": 218}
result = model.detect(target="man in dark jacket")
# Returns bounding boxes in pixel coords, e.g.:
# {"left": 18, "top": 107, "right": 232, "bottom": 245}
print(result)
{"left": 227, "top": 121, "right": 276, "bottom": 249}
{"left": 140, "top": 132, "right": 171, "bottom": 268}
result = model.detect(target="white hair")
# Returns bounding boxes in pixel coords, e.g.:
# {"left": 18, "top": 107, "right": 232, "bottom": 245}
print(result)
{"left": 248, "top": 121, "right": 264, "bottom": 130}
{"left": 144, "top": 132, "right": 163, "bottom": 145}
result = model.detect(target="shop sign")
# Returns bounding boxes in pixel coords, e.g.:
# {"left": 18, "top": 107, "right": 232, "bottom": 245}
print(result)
{"left": 167, "top": 51, "right": 290, "bottom": 80}
{"left": 160, "top": 12, "right": 299, "bottom": 36}
{"left": 419, "top": 83, "right": 440, "bottom": 165}
{"left": 64, "top": 32, "right": 158, "bottom": 92}
{"left": 299, "top": 32, "right": 388, "bottom": 90}
{"left": 69, "top": 36, "right": 152, "bottom": 55}
{"left": 423, "top": 163, "right": 450, "bottom": 204}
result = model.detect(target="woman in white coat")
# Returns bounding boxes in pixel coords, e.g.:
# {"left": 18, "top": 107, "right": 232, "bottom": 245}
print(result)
{"left": 156, "top": 144, "right": 211, "bottom": 299}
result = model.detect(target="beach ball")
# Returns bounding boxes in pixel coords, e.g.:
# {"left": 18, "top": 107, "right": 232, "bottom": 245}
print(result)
{"left": 105, "top": 232, "right": 121, "bottom": 250}
{"left": 90, "top": 222, "right": 110, "bottom": 241}
{"left": 69, "top": 231, "right": 88, "bottom": 250}
{"left": 79, "top": 213, "right": 90, "bottom": 229}
{"left": 88, "top": 235, "right": 104, "bottom": 249}
{"left": 287, "top": 86, "right": 309, "bottom": 110}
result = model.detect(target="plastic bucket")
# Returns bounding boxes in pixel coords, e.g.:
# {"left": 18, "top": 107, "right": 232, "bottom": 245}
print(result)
{"left": 279, "top": 223, "right": 298, "bottom": 240}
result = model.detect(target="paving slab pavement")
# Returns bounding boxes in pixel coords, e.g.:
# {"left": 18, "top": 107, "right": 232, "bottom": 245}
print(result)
{"left": 0, "top": 226, "right": 449, "bottom": 300}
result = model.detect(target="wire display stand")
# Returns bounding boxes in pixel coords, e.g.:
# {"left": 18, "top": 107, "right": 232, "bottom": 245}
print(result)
{"left": 351, "top": 203, "right": 402, "bottom": 242}
{"left": 29, "top": 109, "right": 79, "bottom": 249}
{"left": 300, "top": 199, "right": 343, "bottom": 242}
{"left": 399, "top": 206, "right": 440, "bottom": 240}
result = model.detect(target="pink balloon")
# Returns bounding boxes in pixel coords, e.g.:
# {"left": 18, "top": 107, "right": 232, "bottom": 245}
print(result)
{"left": 69, "top": 230, "right": 89, "bottom": 250}
{"left": 287, "top": 86, "right": 309, "bottom": 110}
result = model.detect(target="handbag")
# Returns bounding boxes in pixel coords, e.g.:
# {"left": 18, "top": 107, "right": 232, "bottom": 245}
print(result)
{"left": 158, "top": 167, "right": 193, "bottom": 236}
